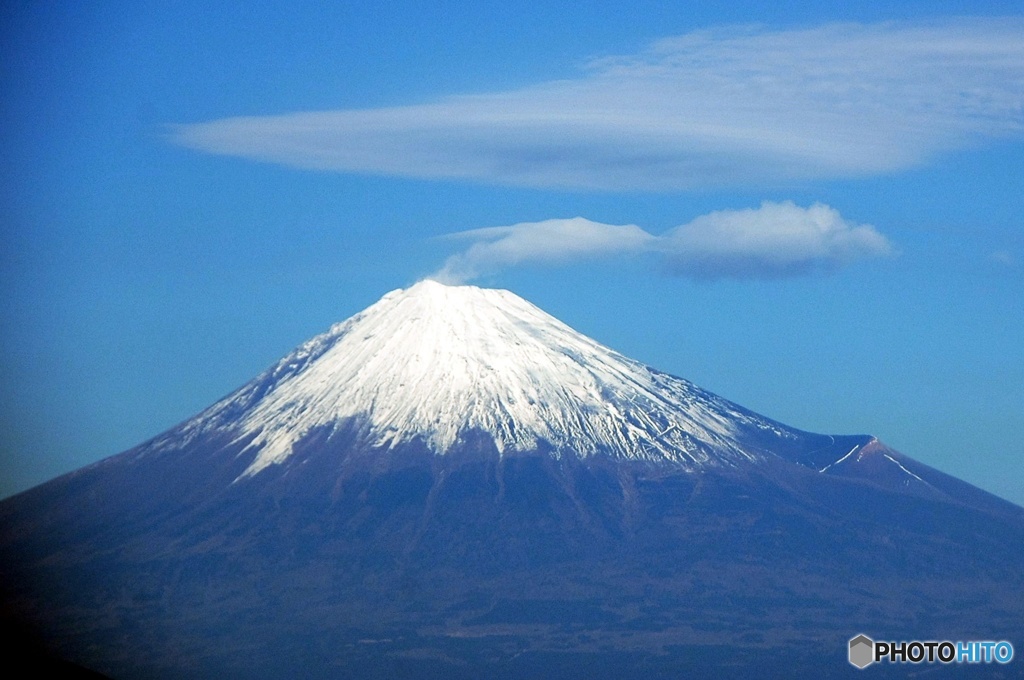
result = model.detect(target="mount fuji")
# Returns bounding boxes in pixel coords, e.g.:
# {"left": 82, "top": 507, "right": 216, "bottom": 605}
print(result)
{"left": 2, "top": 281, "right": 1022, "bottom": 678}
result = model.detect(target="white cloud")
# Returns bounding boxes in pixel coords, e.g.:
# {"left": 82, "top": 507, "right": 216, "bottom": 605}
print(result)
{"left": 662, "top": 201, "right": 894, "bottom": 279}
{"left": 433, "top": 202, "right": 893, "bottom": 282}
{"left": 173, "top": 18, "right": 1024, "bottom": 191}
{"left": 433, "top": 217, "right": 654, "bottom": 284}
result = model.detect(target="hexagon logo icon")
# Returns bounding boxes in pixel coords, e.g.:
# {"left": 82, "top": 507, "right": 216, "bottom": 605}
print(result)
{"left": 849, "top": 634, "right": 874, "bottom": 669}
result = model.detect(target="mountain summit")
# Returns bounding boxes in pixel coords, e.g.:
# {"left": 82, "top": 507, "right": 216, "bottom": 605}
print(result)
{"left": 175, "top": 279, "right": 822, "bottom": 476}
{"left": 2, "top": 282, "right": 1022, "bottom": 679}
{"left": 137, "top": 280, "right": 981, "bottom": 504}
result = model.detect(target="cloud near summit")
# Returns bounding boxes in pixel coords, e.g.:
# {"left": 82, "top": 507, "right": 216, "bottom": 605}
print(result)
{"left": 433, "top": 202, "right": 893, "bottom": 283}
{"left": 433, "top": 218, "right": 655, "bottom": 284}
{"left": 173, "top": 18, "right": 1024, "bottom": 191}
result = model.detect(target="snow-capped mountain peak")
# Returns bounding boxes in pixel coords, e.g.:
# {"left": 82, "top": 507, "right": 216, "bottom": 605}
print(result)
{"left": 161, "top": 280, "right": 792, "bottom": 478}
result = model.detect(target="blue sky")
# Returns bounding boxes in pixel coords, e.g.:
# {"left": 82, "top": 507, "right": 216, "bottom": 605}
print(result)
{"left": 2, "top": 1, "right": 1022, "bottom": 504}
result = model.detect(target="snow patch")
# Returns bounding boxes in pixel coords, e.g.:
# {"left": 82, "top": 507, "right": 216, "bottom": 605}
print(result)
{"left": 883, "top": 453, "right": 926, "bottom": 484}
{"left": 819, "top": 444, "right": 861, "bottom": 473}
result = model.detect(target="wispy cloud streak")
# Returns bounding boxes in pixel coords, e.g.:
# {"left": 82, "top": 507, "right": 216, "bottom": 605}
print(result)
{"left": 432, "top": 202, "right": 893, "bottom": 283}
{"left": 173, "top": 18, "right": 1024, "bottom": 190}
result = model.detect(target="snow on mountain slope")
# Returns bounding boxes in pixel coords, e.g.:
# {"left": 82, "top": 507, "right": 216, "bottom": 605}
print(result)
{"left": 149, "top": 280, "right": 800, "bottom": 478}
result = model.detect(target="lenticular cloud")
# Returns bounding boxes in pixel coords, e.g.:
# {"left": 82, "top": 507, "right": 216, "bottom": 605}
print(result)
{"left": 173, "top": 18, "right": 1024, "bottom": 191}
